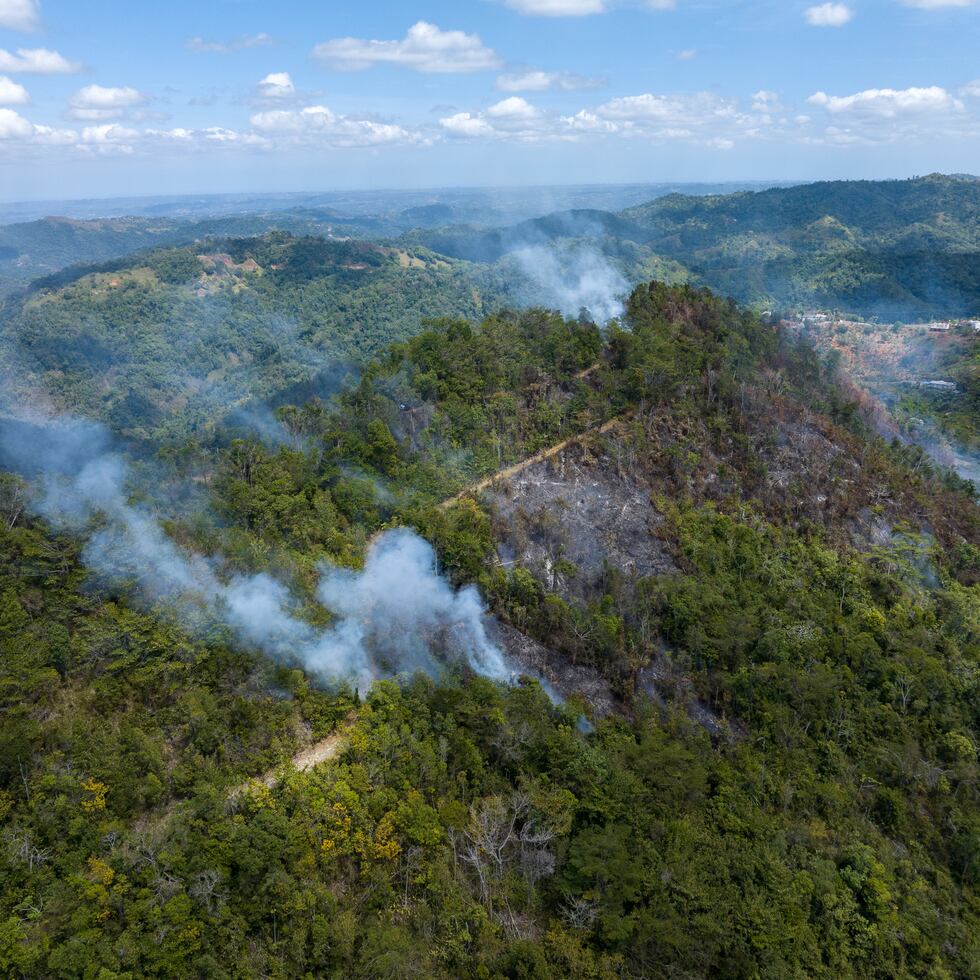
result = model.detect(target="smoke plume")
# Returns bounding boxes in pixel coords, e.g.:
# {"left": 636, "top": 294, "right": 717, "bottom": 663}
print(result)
{"left": 0, "top": 415, "right": 513, "bottom": 690}
{"left": 511, "top": 244, "right": 628, "bottom": 324}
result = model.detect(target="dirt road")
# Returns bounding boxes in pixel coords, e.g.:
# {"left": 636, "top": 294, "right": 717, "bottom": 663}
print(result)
{"left": 439, "top": 414, "right": 627, "bottom": 510}
{"left": 233, "top": 726, "right": 351, "bottom": 797}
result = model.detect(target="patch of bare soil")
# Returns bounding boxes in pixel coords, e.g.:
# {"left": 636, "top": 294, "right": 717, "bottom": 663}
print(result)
{"left": 230, "top": 722, "right": 352, "bottom": 798}
{"left": 485, "top": 435, "right": 678, "bottom": 605}
{"left": 490, "top": 620, "right": 619, "bottom": 718}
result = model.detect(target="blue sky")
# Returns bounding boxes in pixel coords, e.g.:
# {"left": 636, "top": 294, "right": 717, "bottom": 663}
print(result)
{"left": 0, "top": 0, "right": 978, "bottom": 200}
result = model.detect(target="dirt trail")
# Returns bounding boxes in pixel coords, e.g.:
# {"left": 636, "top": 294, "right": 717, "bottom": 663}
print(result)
{"left": 232, "top": 724, "right": 352, "bottom": 797}
{"left": 439, "top": 414, "right": 627, "bottom": 510}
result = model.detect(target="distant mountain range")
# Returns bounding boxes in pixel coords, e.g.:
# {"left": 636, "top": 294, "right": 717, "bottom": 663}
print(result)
{"left": 403, "top": 174, "right": 980, "bottom": 320}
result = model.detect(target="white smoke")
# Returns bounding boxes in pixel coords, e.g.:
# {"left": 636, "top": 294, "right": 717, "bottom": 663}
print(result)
{"left": 511, "top": 244, "right": 628, "bottom": 324}
{"left": 319, "top": 530, "right": 510, "bottom": 681}
{"left": 0, "top": 416, "right": 513, "bottom": 690}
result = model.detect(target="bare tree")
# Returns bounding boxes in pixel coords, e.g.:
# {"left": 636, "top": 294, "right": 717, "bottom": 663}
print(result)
{"left": 190, "top": 869, "right": 223, "bottom": 912}
{"left": 456, "top": 792, "right": 556, "bottom": 923}
{"left": 560, "top": 894, "right": 599, "bottom": 932}
{"left": 7, "top": 833, "right": 52, "bottom": 872}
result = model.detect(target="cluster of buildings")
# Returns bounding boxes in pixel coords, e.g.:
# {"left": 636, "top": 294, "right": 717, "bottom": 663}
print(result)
{"left": 915, "top": 319, "right": 980, "bottom": 335}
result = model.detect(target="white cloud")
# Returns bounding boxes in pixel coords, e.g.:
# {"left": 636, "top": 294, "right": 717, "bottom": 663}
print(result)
{"left": 74, "top": 123, "right": 141, "bottom": 156}
{"left": 439, "top": 111, "right": 496, "bottom": 137}
{"left": 202, "top": 127, "right": 267, "bottom": 146}
{"left": 487, "top": 96, "right": 539, "bottom": 119}
{"left": 503, "top": 0, "right": 607, "bottom": 14}
{"left": 438, "top": 87, "right": 772, "bottom": 147}
{"left": 0, "top": 106, "right": 32, "bottom": 138}
{"left": 146, "top": 127, "right": 193, "bottom": 141}
{"left": 438, "top": 97, "right": 556, "bottom": 140}
{"left": 962, "top": 80, "right": 980, "bottom": 98}
{"left": 594, "top": 91, "right": 744, "bottom": 130}
{"left": 428, "top": 77, "right": 811, "bottom": 149}
{"left": 31, "top": 123, "right": 76, "bottom": 145}
{"left": 250, "top": 104, "right": 421, "bottom": 147}
{"left": 0, "top": 75, "right": 28, "bottom": 104}
{"left": 807, "top": 85, "right": 963, "bottom": 116}
{"left": 675, "top": 49, "right": 698, "bottom": 61}
{"left": 899, "top": 0, "right": 978, "bottom": 7}
{"left": 503, "top": 0, "right": 675, "bottom": 12}
{"left": 752, "top": 90, "right": 785, "bottom": 113}
{"left": 496, "top": 69, "right": 604, "bottom": 92}
{"left": 0, "top": 0, "right": 40, "bottom": 32}
{"left": 186, "top": 33, "right": 273, "bottom": 53}
{"left": 71, "top": 86, "right": 145, "bottom": 109}
{"left": 313, "top": 21, "right": 500, "bottom": 74}
{"left": 0, "top": 47, "right": 80, "bottom": 74}
{"left": 558, "top": 89, "right": 785, "bottom": 146}
{"left": 560, "top": 109, "right": 620, "bottom": 133}
{"left": 805, "top": 85, "right": 972, "bottom": 145}
{"left": 258, "top": 72, "right": 294, "bottom": 99}
{"left": 805, "top": 3, "right": 855, "bottom": 26}
{"left": 81, "top": 123, "right": 139, "bottom": 144}
{"left": 68, "top": 84, "right": 146, "bottom": 121}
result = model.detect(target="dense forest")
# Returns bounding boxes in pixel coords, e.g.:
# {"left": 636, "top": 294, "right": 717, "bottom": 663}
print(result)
{"left": 1, "top": 280, "right": 977, "bottom": 977}
{"left": 405, "top": 175, "right": 980, "bottom": 320}
{"left": 0, "top": 233, "right": 507, "bottom": 444}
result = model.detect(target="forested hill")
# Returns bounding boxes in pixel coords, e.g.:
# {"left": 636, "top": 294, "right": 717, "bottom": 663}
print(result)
{"left": 1, "top": 282, "right": 978, "bottom": 977}
{"left": 621, "top": 174, "right": 980, "bottom": 317}
{"left": 622, "top": 173, "right": 980, "bottom": 248}
{"left": 0, "top": 211, "right": 396, "bottom": 297}
{"left": 0, "top": 233, "right": 505, "bottom": 443}
{"left": 404, "top": 174, "right": 980, "bottom": 319}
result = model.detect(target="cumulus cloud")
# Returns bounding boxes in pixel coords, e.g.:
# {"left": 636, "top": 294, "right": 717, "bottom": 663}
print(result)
{"left": 961, "top": 80, "right": 980, "bottom": 98}
{"left": 313, "top": 21, "right": 500, "bottom": 73}
{"left": 503, "top": 0, "right": 675, "bottom": 11}
{"left": 899, "top": 0, "right": 978, "bottom": 7}
{"left": 195, "top": 127, "right": 269, "bottom": 147}
{"left": 257, "top": 71, "right": 294, "bottom": 99}
{"left": 0, "top": 0, "right": 39, "bottom": 32}
{"left": 588, "top": 91, "right": 751, "bottom": 139}
{"left": 0, "top": 106, "right": 32, "bottom": 138}
{"left": 80, "top": 123, "right": 139, "bottom": 144}
{"left": 675, "top": 48, "right": 698, "bottom": 61}
{"left": 0, "top": 75, "right": 28, "bottom": 105}
{"left": 68, "top": 84, "right": 146, "bottom": 121}
{"left": 805, "top": 3, "right": 855, "bottom": 25}
{"left": 497, "top": 68, "right": 604, "bottom": 92}
{"left": 440, "top": 86, "right": 787, "bottom": 148}
{"left": 440, "top": 111, "right": 496, "bottom": 137}
{"left": 439, "top": 97, "right": 554, "bottom": 140}
{"left": 0, "top": 47, "right": 80, "bottom": 73}
{"left": 560, "top": 109, "right": 620, "bottom": 133}
{"left": 186, "top": 33, "right": 274, "bottom": 53}
{"left": 487, "top": 96, "right": 539, "bottom": 119}
{"left": 503, "top": 0, "right": 607, "bottom": 13}
{"left": 806, "top": 85, "right": 971, "bottom": 145}
{"left": 808, "top": 85, "right": 963, "bottom": 116}
{"left": 250, "top": 104, "right": 421, "bottom": 147}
